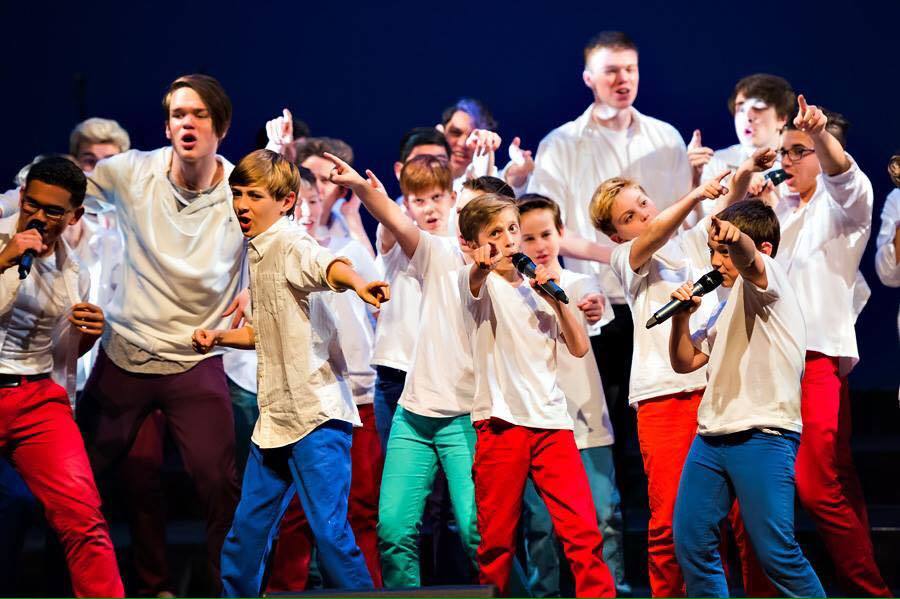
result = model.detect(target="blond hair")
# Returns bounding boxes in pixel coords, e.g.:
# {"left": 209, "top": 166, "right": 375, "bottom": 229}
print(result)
{"left": 589, "top": 177, "right": 644, "bottom": 236}
{"left": 458, "top": 193, "right": 518, "bottom": 244}
{"left": 69, "top": 117, "right": 131, "bottom": 156}
{"left": 229, "top": 149, "right": 301, "bottom": 215}
{"left": 400, "top": 155, "right": 452, "bottom": 198}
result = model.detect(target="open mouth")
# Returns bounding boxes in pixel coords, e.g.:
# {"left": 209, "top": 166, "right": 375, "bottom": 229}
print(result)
{"left": 614, "top": 87, "right": 631, "bottom": 99}
{"left": 181, "top": 133, "right": 198, "bottom": 149}
{"left": 237, "top": 215, "right": 252, "bottom": 232}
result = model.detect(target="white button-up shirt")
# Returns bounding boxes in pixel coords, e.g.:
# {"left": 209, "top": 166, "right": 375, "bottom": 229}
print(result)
{"left": 875, "top": 189, "right": 900, "bottom": 349}
{"left": 774, "top": 155, "right": 872, "bottom": 372}
{"left": 528, "top": 105, "right": 692, "bottom": 302}
{"left": 248, "top": 217, "right": 360, "bottom": 449}
{"left": 0, "top": 215, "right": 88, "bottom": 403}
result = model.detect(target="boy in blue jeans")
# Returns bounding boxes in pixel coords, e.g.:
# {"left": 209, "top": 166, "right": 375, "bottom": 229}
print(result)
{"left": 667, "top": 200, "right": 823, "bottom": 597}
{"left": 191, "top": 149, "right": 389, "bottom": 596}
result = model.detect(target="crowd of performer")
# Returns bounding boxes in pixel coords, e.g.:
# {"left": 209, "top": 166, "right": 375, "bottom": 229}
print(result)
{"left": 0, "top": 30, "right": 898, "bottom": 598}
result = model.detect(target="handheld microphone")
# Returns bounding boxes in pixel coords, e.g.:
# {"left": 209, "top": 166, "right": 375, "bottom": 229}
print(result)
{"left": 645, "top": 269, "right": 723, "bottom": 329}
{"left": 511, "top": 252, "right": 569, "bottom": 304}
{"left": 18, "top": 220, "right": 46, "bottom": 280}
{"left": 764, "top": 168, "right": 789, "bottom": 187}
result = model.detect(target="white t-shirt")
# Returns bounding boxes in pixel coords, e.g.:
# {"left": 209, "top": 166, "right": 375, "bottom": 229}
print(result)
{"left": 528, "top": 105, "right": 692, "bottom": 303}
{"left": 558, "top": 269, "right": 615, "bottom": 448}
{"left": 397, "top": 231, "right": 473, "bottom": 417}
{"left": 319, "top": 236, "right": 379, "bottom": 406}
{"left": 692, "top": 254, "right": 806, "bottom": 436}
{"left": 609, "top": 223, "right": 716, "bottom": 405}
{"left": 459, "top": 268, "right": 572, "bottom": 430}
{"left": 371, "top": 229, "right": 422, "bottom": 372}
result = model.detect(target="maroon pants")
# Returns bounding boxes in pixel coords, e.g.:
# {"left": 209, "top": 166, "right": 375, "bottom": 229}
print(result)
{"left": 266, "top": 403, "right": 384, "bottom": 591}
{"left": 0, "top": 377, "right": 123, "bottom": 598}
{"left": 79, "top": 348, "right": 240, "bottom": 594}
{"left": 795, "top": 353, "right": 890, "bottom": 597}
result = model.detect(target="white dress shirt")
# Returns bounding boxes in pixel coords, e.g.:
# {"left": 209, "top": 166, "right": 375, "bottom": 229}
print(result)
{"left": 85, "top": 148, "right": 244, "bottom": 364}
{"left": 774, "top": 155, "right": 872, "bottom": 373}
{"left": 247, "top": 217, "right": 360, "bottom": 449}
{"left": 874, "top": 189, "right": 900, "bottom": 382}
{"left": 528, "top": 105, "right": 692, "bottom": 303}
{"left": 0, "top": 215, "right": 88, "bottom": 404}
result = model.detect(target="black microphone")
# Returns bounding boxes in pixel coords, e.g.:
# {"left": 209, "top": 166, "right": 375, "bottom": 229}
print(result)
{"left": 764, "top": 168, "right": 790, "bottom": 187}
{"left": 511, "top": 252, "right": 569, "bottom": 304}
{"left": 18, "top": 220, "right": 46, "bottom": 280}
{"left": 645, "top": 270, "right": 724, "bottom": 329}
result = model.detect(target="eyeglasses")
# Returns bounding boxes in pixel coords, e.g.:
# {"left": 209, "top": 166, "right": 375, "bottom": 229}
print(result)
{"left": 21, "top": 197, "right": 69, "bottom": 222}
{"left": 777, "top": 147, "right": 816, "bottom": 162}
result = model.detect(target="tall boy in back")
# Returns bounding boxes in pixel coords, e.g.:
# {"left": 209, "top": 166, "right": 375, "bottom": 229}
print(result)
{"left": 668, "top": 201, "right": 823, "bottom": 597}
{"left": 774, "top": 95, "right": 888, "bottom": 596}
{"left": 458, "top": 194, "right": 614, "bottom": 597}
{"left": 516, "top": 193, "right": 626, "bottom": 596}
{"left": 191, "top": 149, "right": 389, "bottom": 597}
{"left": 325, "top": 152, "right": 482, "bottom": 588}
{"left": 589, "top": 148, "right": 774, "bottom": 596}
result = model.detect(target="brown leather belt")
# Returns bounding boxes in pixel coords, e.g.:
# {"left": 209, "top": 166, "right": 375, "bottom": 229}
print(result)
{"left": 0, "top": 373, "right": 51, "bottom": 388}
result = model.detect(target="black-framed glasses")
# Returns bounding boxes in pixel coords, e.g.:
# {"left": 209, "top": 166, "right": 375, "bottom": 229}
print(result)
{"left": 21, "top": 197, "right": 69, "bottom": 222}
{"left": 777, "top": 146, "right": 816, "bottom": 162}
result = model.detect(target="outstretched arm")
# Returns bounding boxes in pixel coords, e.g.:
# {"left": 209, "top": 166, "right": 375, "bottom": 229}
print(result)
{"left": 795, "top": 95, "right": 851, "bottom": 176}
{"left": 325, "top": 153, "right": 422, "bottom": 259}
{"left": 628, "top": 170, "right": 731, "bottom": 272}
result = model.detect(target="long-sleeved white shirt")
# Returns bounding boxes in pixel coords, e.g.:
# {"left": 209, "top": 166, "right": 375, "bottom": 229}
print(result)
{"left": 0, "top": 215, "right": 88, "bottom": 404}
{"left": 248, "top": 217, "right": 360, "bottom": 449}
{"left": 85, "top": 148, "right": 244, "bottom": 364}
{"left": 774, "top": 155, "right": 872, "bottom": 373}
{"left": 875, "top": 189, "right": 900, "bottom": 373}
{"left": 528, "top": 105, "right": 692, "bottom": 303}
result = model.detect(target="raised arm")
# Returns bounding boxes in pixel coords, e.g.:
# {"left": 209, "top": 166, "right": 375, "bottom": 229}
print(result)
{"left": 325, "top": 153, "right": 421, "bottom": 259}
{"left": 531, "top": 263, "right": 589, "bottom": 357}
{"left": 559, "top": 233, "right": 613, "bottom": 264}
{"left": 795, "top": 95, "right": 851, "bottom": 176}
{"left": 716, "top": 148, "right": 778, "bottom": 213}
{"left": 667, "top": 282, "right": 709, "bottom": 373}
{"left": 710, "top": 216, "right": 768, "bottom": 289}
{"left": 628, "top": 170, "right": 731, "bottom": 272}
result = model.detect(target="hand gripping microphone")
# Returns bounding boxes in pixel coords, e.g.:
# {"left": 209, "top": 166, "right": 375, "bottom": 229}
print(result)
{"left": 511, "top": 253, "right": 569, "bottom": 304}
{"left": 764, "top": 168, "right": 790, "bottom": 187}
{"left": 645, "top": 270, "right": 724, "bottom": 329}
{"left": 18, "top": 220, "right": 46, "bottom": 280}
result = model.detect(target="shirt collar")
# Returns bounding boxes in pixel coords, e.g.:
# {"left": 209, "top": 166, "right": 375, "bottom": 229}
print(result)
{"left": 576, "top": 103, "right": 643, "bottom": 137}
{"left": 249, "top": 216, "right": 293, "bottom": 257}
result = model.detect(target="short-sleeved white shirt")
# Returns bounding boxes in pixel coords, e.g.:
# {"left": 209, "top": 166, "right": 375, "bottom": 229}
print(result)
{"left": 397, "top": 231, "right": 473, "bottom": 417}
{"left": 609, "top": 223, "right": 717, "bottom": 405}
{"left": 557, "top": 269, "right": 615, "bottom": 448}
{"left": 692, "top": 255, "right": 806, "bottom": 436}
{"left": 371, "top": 233, "right": 421, "bottom": 372}
{"left": 459, "top": 268, "right": 572, "bottom": 430}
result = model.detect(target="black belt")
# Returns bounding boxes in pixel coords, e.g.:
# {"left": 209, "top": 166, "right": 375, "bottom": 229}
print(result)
{"left": 0, "top": 373, "right": 51, "bottom": 388}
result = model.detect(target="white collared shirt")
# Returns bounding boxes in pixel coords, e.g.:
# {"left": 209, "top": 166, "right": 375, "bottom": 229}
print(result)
{"left": 248, "top": 217, "right": 360, "bottom": 449}
{"left": 0, "top": 215, "right": 88, "bottom": 403}
{"left": 371, "top": 228, "right": 421, "bottom": 372}
{"left": 85, "top": 148, "right": 245, "bottom": 364}
{"left": 875, "top": 189, "right": 900, "bottom": 363}
{"left": 528, "top": 105, "right": 692, "bottom": 302}
{"left": 774, "top": 155, "right": 872, "bottom": 372}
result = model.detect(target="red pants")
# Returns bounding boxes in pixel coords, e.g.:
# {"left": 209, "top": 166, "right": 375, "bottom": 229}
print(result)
{"left": 473, "top": 419, "right": 614, "bottom": 598}
{"left": 0, "top": 378, "right": 123, "bottom": 598}
{"left": 266, "top": 403, "right": 384, "bottom": 591}
{"left": 638, "top": 392, "right": 773, "bottom": 597}
{"left": 795, "top": 353, "right": 890, "bottom": 597}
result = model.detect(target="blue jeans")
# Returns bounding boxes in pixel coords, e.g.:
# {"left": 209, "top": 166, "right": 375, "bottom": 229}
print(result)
{"left": 522, "top": 445, "right": 626, "bottom": 596}
{"left": 220, "top": 420, "right": 372, "bottom": 596}
{"left": 373, "top": 366, "right": 406, "bottom": 452}
{"left": 673, "top": 430, "right": 825, "bottom": 598}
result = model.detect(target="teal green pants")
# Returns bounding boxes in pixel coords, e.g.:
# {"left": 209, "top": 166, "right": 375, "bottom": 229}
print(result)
{"left": 377, "top": 407, "right": 479, "bottom": 588}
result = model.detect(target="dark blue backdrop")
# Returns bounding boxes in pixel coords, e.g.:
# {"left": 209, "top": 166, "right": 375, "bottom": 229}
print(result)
{"left": 1, "top": 0, "right": 897, "bottom": 389}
